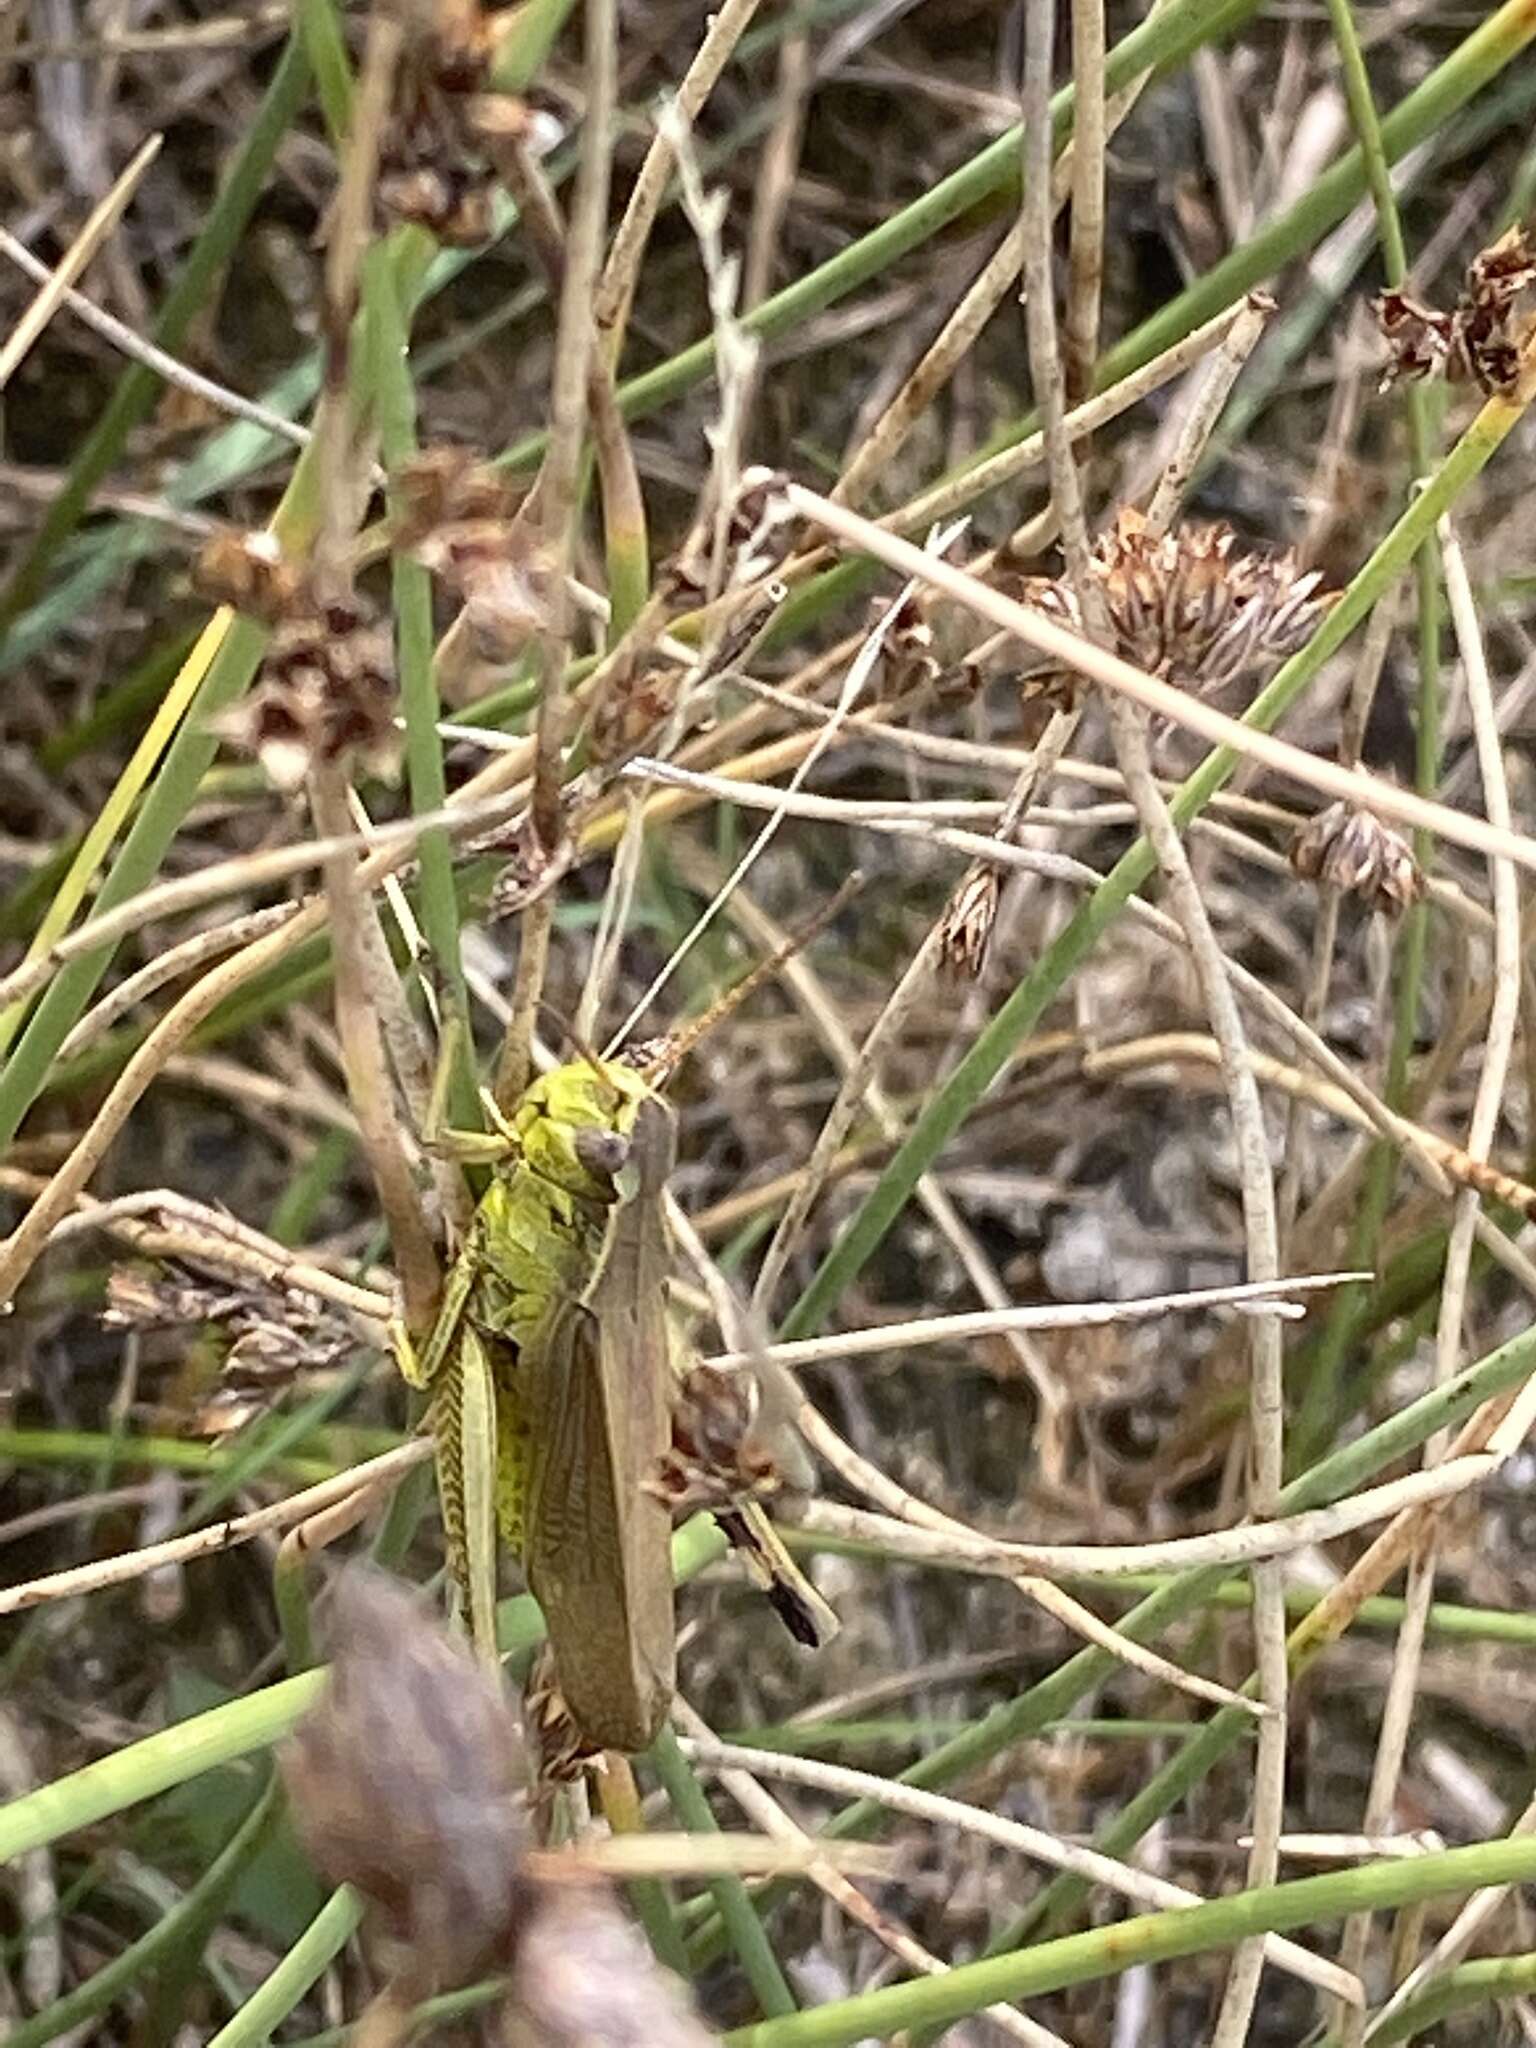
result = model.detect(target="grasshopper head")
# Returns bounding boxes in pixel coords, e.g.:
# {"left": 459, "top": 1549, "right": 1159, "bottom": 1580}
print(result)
{"left": 513, "top": 1058, "right": 658, "bottom": 1202}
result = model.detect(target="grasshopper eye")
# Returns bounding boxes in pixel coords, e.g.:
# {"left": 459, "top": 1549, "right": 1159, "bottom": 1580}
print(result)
{"left": 574, "top": 1125, "right": 630, "bottom": 1180}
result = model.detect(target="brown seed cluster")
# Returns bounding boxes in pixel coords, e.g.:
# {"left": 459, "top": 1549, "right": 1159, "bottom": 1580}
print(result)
{"left": 393, "top": 444, "right": 552, "bottom": 666}
{"left": 1375, "top": 224, "right": 1536, "bottom": 399}
{"left": 936, "top": 860, "right": 1002, "bottom": 980}
{"left": 665, "top": 466, "right": 797, "bottom": 605}
{"left": 393, "top": 442, "right": 557, "bottom": 671}
{"left": 651, "top": 1360, "right": 784, "bottom": 1516}
{"left": 1023, "top": 507, "right": 1336, "bottom": 704}
{"left": 376, "top": 0, "right": 541, "bottom": 246}
{"left": 868, "top": 584, "right": 945, "bottom": 702}
{"left": 1290, "top": 801, "right": 1423, "bottom": 915}
{"left": 106, "top": 1263, "right": 355, "bottom": 1436}
{"left": 193, "top": 531, "right": 398, "bottom": 791}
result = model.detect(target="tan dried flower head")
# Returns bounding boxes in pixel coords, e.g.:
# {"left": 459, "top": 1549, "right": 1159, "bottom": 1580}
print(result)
{"left": 376, "top": 158, "right": 498, "bottom": 245}
{"left": 667, "top": 466, "right": 797, "bottom": 602}
{"left": 191, "top": 528, "right": 303, "bottom": 622}
{"left": 392, "top": 444, "right": 519, "bottom": 547}
{"left": 936, "top": 860, "right": 1001, "bottom": 980}
{"left": 105, "top": 1265, "right": 247, "bottom": 1333}
{"left": 107, "top": 1257, "right": 354, "bottom": 1436}
{"left": 395, "top": 447, "right": 552, "bottom": 664}
{"left": 650, "top": 1360, "right": 781, "bottom": 1516}
{"left": 282, "top": 1567, "right": 533, "bottom": 1990}
{"left": 1026, "top": 507, "right": 1335, "bottom": 699}
{"left": 1290, "top": 801, "right": 1423, "bottom": 915}
{"left": 375, "top": 0, "right": 511, "bottom": 245}
{"left": 195, "top": 533, "right": 400, "bottom": 788}
{"left": 867, "top": 585, "right": 942, "bottom": 701}
{"left": 585, "top": 655, "right": 680, "bottom": 767}
{"left": 1375, "top": 223, "right": 1536, "bottom": 398}
{"left": 218, "top": 600, "right": 398, "bottom": 792}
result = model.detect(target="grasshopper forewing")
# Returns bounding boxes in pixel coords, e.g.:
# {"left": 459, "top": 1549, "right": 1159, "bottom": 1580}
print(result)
{"left": 523, "top": 1093, "right": 677, "bottom": 1753}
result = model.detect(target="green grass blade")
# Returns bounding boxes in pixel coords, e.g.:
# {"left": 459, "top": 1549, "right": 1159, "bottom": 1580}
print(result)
{"left": 0, "top": 1780, "right": 284, "bottom": 2048}
{"left": 719, "top": 1840, "right": 1536, "bottom": 2047}
{"left": 204, "top": 1886, "right": 362, "bottom": 2048}
{"left": 651, "top": 1726, "right": 797, "bottom": 2019}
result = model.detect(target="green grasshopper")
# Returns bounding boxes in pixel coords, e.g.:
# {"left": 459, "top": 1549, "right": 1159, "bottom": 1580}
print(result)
{"left": 396, "top": 1043, "right": 834, "bottom": 1756}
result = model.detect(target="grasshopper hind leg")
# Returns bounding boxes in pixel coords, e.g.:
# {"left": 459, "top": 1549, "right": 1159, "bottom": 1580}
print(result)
{"left": 429, "top": 1326, "right": 501, "bottom": 1669}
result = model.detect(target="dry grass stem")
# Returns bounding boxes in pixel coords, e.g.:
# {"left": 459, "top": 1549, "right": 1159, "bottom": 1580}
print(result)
{"left": 795, "top": 1400, "right": 1272, "bottom": 1718}
{"left": 1063, "top": 0, "right": 1108, "bottom": 404}
{"left": 593, "top": 0, "right": 764, "bottom": 354}
{"left": 13, "top": 17, "right": 1536, "bottom": 2041}
{"left": 717, "top": 1274, "right": 1367, "bottom": 1372}
{"left": 668, "top": 1699, "right": 1053, "bottom": 2048}
{"left": 0, "top": 227, "right": 310, "bottom": 446}
{"left": 0, "top": 1442, "right": 429, "bottom": 1615}
{"left": 1144, "top": 293, "right": 1272, "bottom": 536}
{"left": 0, "top": 132, "right": 161, "bottom": 390}
{"left": 678, "top": 1739, "right": 1362, "bottom": 2008}
{"left": 1335, "top": 513, "right": 1528, "bottom": 2038}
{"left": 694, "top": 863, "right": 1061, "bottom": 1415}
{"left": 0, "top": 787, "right": 520, "bottom": 1020}
{"left": 798, "top": 1456, "right": 1494, "bottom": 1577}
{"left": 310, "top": 766, "right": 440, "bottom": 1331}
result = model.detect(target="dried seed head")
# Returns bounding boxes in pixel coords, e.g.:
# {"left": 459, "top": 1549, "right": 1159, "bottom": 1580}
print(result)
{"left": 281, "top": 1567, "right": 533, "bottom": 1990}
{"left": 1375, "top": 224, "right": 1536, "bottom": 398}
{"left": 217, "top": 602, "right": 399, "bottom": 791}
{"left": 449, "top": 536, "right": 559, "bottom": 664}
{"left": 1455, "top": 224, "right": 1536, "bottom": 395}
{"left": 379, "top": 0, "right": 495, "bottom": 79}
{"left": 1373, "top": 289, "right": 1456, "bottom": 388}
{"left": 191, "top": 529, "right": 303, "bottom": 622}
{"left": 501, "top": 1881, "right": 719, "bottom": 2048}
{"left": 480, "top": 805, "right": 577, "bottom": 920}
{"left": 105, "top": 1258, "right": 355, "bottom": 1435}
{"left": 377, "top": 160, "right": 498, "bottom": 245}
{"left": 586, "top": 663, "right": 680, "bottom": 767}
{"left": 936, "top": 861, "right": 1001, "bottom": 980}
{"left": 651, "top": 1363, "right": 781, "bottom": 1516}
{"left": 666, "top": 467, "right": 797, "bottom": 602}
{"left": 395, "top": 449, "right": 552, "bottom": 666}
{"left": 105, "top": 1264, "right": 247, "bottom": 1332}
{"left": 867, "top": 586, "right": 942, "bottom": 701}
{"left": 375, "top": 0, "right": 508, "bottom": 245}
{"left": 1290, "top": 801, "right": 1423, "bottom": 915}
{"left": 392, "top": 445, "right": 520, "bottom": 549}
{"left": 1025, "top": 507, "right": 1335, "bottom": 699}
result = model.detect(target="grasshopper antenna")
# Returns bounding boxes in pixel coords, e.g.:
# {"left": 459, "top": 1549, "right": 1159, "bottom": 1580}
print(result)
{"left": 631, "top": 873, "right": 863, "bottom": 1087}
{"left": 537, "top": 1000, "right": 609, "bottom": 1078}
